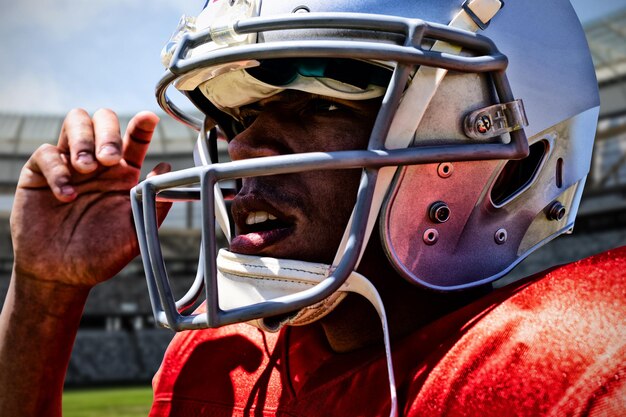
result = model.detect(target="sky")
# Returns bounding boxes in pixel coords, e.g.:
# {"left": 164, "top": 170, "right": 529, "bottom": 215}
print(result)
{"left": 0, "top": 1, "right": 200, "bottom": 115}
{"left": 0, "top": 0, "right": 624, "bottom": 116}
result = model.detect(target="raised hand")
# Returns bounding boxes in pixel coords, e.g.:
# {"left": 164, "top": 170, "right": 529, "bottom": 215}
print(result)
{"left": 10, "top": 108, "right": 170, "bottom": 288}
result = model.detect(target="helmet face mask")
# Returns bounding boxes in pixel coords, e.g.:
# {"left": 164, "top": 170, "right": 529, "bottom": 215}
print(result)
{"left": 132, "top": 0, "right": 599, "bottom": 331}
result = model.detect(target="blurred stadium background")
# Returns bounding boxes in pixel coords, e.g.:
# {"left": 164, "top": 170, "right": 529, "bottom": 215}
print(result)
{"left": 0, "top": 2, "right": 625, "bottom": 401}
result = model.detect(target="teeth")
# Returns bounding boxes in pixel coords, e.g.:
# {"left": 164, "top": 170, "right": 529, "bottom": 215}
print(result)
{"left": 246, "top": 211, "right": 277, "bottom": 225}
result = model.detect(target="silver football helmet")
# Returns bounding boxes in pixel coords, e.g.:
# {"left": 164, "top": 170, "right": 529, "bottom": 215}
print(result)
{"left": 131, "top": 0, "right": 599, "bottom": 332}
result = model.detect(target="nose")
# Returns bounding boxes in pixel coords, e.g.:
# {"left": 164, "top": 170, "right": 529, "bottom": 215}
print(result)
{"left": 227, "top": 113, "right": 291, "bottom": 161}
{"left": 228, "top": 134, "right": 281, "bottom": 161}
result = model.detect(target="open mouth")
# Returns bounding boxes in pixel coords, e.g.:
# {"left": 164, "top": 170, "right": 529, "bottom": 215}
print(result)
{"left": 230, "top": 209, "right": 295, "bottom": 255}
{"left": 243, "top": 211, "right": 288, "bottom": 231}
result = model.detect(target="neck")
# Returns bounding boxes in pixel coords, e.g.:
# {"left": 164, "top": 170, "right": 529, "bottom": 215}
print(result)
{"left": 319, "top": 236, "right": 491, "bottom": 353}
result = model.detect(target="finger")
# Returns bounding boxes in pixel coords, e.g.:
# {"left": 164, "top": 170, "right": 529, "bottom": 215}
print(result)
{"left": 21, "top": 144, "right": 77, "bottom": 202}
{"left": 58, "top": 108, "right": 97, "bottom": 174}
{"left": 147, "top": 161, "right": 171, "bottom": 178}
{"left": 92, "top": 108, "right": 123, "bottom": 166}
{"left": 122, "top": 111, "right": 160, "bottom": 170}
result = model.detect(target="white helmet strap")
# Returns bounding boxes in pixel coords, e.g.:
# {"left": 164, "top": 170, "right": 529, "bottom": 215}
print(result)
{"left": 332, "top": 4, "right": 504, "bottom": 413}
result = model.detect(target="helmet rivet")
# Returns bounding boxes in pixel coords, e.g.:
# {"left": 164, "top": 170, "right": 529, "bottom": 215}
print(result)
{"left": 494, "top": 228, "right": 508, "bottom": 244}
{"left": 476, "top": 115, "right": 492, "bottom": 134}
{"left": 423, "top": 228, "right": 439, "bottom": 245}
{"left": 429, "top": 201, "right": 450, "bottom": 223}
{"left": 292, "top": 5, "right": 310, "bottom": 13}
{"left": 437, "top": 162, "right": 454, "bottom": 178}
{"left": 547, "top": 201, "right": 566, "bottom": 221}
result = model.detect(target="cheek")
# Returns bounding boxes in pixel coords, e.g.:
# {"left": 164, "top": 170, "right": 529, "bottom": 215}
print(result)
{"left": 305, "top": 168, "right": 363, "bottom": 227}
{"left": 303, "top": 119, "right": 373, "bottom": 232}
{"left": 296, "top": 169, "right": 362, "bottom": 263}
{"left": 306, "top": 112, "right": 373, "bottom": 153}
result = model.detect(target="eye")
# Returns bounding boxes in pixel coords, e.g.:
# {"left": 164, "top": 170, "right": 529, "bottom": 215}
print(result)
{"left": 238, "top": 108, "right": 260, "bottom": 129}
{"left": 230, "top": 119, "right": 245, "bottom": 137}
{"left": 317, "top": 102, "right": 340, "bottom": 112}
{"left": 309, "top": 99, "right": 344, "bottom": 114}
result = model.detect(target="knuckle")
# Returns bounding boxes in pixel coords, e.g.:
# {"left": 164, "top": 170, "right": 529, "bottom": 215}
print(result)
{"left": 50, "top": 163, "right": 68, "bottom": 177}
{"left": 93, "top": 109, "right": 122, "bottom": 139}
{"left": 29, "top": 144, "right": 57, "bottom": 169}
{"left": 34, "top": 143, "right": 57, "bottom": 157}
{"left": 59, "top": 109, "right": 92, "bottom": 149}
{"left": 66, "top": 107, "right": 90, "bottom": 120}
{"left": 94, "top": 107, "right": 118, "bottom": 118}
{"left": 29, "top": 146, "right": 68, "bottom": 176}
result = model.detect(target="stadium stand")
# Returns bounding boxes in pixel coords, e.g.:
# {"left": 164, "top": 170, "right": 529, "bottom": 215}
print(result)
{"left": 135, "top": 329, "right": 180, "bottom": 380}
{"left": 66, "top": 330, "right": 142, "bottom": 385}
{"left": 63, "top": 328, "right": 177, "bottom": 386}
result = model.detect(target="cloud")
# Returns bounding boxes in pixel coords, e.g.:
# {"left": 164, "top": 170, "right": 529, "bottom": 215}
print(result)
{"left": 0, "top": 0, "right": 200, "bottom": 115}
{"left": 2, "top": 0, "right": 194, "bottom": 41}
{"left": 0, "top": 72, "right": 72, "bottom": 114}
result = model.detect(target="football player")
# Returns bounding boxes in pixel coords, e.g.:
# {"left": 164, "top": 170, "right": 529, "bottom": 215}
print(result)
{"left": 2, "top": 0, "right": 625, "bottom": 416}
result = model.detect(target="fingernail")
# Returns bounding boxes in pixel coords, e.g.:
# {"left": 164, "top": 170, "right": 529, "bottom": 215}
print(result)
{"left": 99, "top": 144, "right": 120, "bottom": 157}
{"left": 77, "top": 151, "right": 94, "bottom": 164}
{"left": 61, "top": 185, "right": 75, "bottom": 196}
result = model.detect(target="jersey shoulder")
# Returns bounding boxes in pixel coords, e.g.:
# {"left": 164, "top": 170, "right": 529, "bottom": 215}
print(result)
{"left": 406, "top": 245, "right": 626, "bottom": 416}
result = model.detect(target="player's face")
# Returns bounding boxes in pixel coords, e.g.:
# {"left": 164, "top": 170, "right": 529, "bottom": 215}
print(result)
{"left": 228, "top": 90, "right": 380, "bottom": 263}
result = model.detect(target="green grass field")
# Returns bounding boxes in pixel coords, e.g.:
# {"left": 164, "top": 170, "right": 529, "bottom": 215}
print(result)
{"left": 63, "top": 386, "right": 153, "bottom": 417}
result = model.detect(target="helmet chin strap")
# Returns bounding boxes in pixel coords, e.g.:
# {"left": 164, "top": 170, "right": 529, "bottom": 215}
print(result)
{"left": 215, "top": 249, "right": 398, "bottom": 417}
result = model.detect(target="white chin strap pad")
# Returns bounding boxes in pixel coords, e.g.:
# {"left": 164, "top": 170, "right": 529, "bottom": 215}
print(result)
{"left": 217, "top": 249, "right": 347, "bottom": 331}
{"left": 216, "top": 248, "right": 398, "bottom": 416}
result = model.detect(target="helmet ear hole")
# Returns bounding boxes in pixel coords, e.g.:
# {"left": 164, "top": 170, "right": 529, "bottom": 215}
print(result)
{"left": 490, "top": 140, "right": 548, "bottom": 207}
{"left": 556, "top": 157, "right": 564, "bottom": 188}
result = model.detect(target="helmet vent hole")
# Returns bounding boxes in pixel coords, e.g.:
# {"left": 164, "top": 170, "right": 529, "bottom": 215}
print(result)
{"left": 423, "top": 229, "right": 439, "bottom": 245}
{"left": 556, "top": 158, "right": 563, "bottom": 188}
{"left": 437, "top": 162, "right": 453, "bottom": 178}
{"left": 491, "top": 140, "right": 548, "bottom": 207}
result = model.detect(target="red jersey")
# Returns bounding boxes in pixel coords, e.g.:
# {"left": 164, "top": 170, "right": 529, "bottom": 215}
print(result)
{"left": 150, "top": 247, "right": 626, "bottom": 416}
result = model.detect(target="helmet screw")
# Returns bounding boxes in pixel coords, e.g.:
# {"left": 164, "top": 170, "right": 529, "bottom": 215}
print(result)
{"left": 429, "top": 201, "right": 450, "bottom": 223}
{"left": 476, "top": 115, "right": 492, "bottom": 134}
{"left": 494, "top": 228, "right": 508, "bottom": 245}
{"left": 423, "top": 228, "right": 439, "bottom": 245}
{"left": 437, "top": 162, "right": 454, "bottom": 178}
{"left": 547, "top": 201, "right": 566, "bottom": 221}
